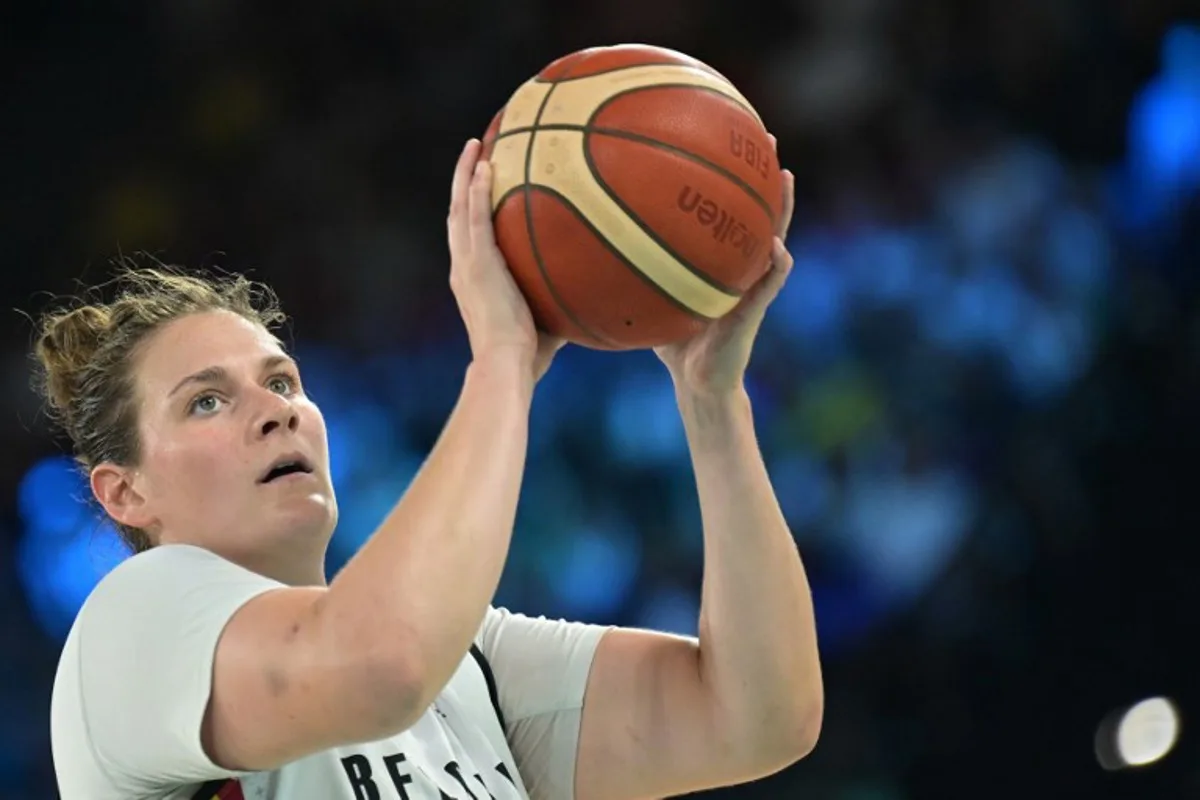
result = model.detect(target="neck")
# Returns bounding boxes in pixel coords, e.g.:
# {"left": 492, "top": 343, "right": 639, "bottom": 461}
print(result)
{"left": 157, "top": 530, "right": 330, "bottom": 587}
{"left": 238, "top": 540, "right": 329, "bottom": 586}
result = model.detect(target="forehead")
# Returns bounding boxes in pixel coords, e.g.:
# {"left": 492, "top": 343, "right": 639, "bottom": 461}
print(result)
{"left": 137, "top": 311, "right": 285, "bottom": 392}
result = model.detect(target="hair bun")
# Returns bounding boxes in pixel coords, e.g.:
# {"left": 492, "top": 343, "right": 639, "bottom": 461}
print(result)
{"left": 35, "top": 305, "right": 113, "bottom": 419}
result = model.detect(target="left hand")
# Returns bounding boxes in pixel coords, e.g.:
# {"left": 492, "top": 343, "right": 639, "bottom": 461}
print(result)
{"left": 655, "top": 147, "right": 796, "bottom": 397}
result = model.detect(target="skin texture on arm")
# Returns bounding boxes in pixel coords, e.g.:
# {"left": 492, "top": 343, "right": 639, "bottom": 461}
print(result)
{"left": 572, "top": 166, "right": 824, "bottom": 799}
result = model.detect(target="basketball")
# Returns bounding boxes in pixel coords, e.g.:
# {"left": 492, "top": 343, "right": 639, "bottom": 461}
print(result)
{"left": 482, "top": 44, "right": 783, "bottom": 350}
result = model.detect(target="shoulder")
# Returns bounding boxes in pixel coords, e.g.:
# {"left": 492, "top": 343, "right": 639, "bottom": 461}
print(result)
{"left": 91, "top": 544, "right": 235, "bottom": 591}
{"left": 51, "top": 546, "right": 285, "bottom": 796}
{"left": 84, "top": 545, "right": 275, "bottom": 616}
{"left": 69, "top": 543, "right": 283, "bottom": 670}
{"left": 99, "top": 542, "right": 248, "bottom": 584}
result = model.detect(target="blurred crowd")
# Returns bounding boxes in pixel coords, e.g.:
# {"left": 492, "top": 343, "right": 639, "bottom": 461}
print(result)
{"left": 3, "top": 1, "right": 1199, "bottom": 797}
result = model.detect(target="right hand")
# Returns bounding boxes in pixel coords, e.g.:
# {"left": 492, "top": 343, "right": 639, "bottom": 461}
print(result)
{"left": 447, "top": 138, "right": 563, "bottom": 381}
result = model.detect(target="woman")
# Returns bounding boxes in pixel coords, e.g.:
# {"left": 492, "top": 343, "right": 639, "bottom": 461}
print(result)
{"left": 40, "top": 139, "right": 822, "bottom": 800}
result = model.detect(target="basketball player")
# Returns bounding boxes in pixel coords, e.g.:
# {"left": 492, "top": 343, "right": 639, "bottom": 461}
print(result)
{"left": 42, "top": 138, "right": 822, "bottom": 800}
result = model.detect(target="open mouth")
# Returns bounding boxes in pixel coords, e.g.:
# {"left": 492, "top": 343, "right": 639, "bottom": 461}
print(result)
{"left": 258, "top": 454, "right": 314, "bottom": 484}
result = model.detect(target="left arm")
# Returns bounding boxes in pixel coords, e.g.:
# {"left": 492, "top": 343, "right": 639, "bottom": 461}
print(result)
{"left": 481, "top": 396, "right": 822, "bottom": 800}
{"left": 575, "top": 164, "right": 822, "bottom": 799}
{"left": 573, "top": 386, "right": 823, "bottom": 800}
{"left": 488, "top": 164, "right": 820, "bottom": 799}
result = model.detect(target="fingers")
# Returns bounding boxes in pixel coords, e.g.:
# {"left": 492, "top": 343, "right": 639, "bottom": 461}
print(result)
{"left": 740, "top": 237, "right": 794, "bottom": 319}
{"left": 767, "top": 132, "right": 796, "bottom": 240}
{"left": 468, "top": 158, "right": 499, "bottom": 256}
{"left": 448, "top": 139, "right": 482, "bottom": 258}
{"left": 777, "top": 169, "right": 795, "bottom": 240}
{"left": 761, "top": 236, "right": 794, "bottom": 304}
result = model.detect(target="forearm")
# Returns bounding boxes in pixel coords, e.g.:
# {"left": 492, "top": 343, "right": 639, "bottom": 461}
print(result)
{"left": 683, "top": 387, "right": 823, "bottom": 756}
{"left": 324, "top": 353, "right": 533, "bottom": 711}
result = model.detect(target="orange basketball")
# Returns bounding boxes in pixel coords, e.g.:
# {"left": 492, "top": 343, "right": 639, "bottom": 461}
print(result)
{"left": 482, "top": 44, "right": 783, "bottom": 350}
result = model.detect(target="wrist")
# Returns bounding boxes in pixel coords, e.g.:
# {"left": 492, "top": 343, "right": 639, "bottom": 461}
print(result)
{"left": 676, "top": 384, "right": 752, "bottom": 441}
{"left": 674, "top": 379, "right": 749, "bottom": 409}
{"left": 466, "top": 348, "right": 536, "bottom": 401}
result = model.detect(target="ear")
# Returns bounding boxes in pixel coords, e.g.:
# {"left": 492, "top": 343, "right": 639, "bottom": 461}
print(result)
{"left": 90, "top": 463, "right": 156, "bottom": 531}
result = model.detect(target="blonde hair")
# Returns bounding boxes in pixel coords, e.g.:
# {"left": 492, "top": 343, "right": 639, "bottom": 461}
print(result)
{"left": 32, "top": 262, "right": 287, "bottom": 552}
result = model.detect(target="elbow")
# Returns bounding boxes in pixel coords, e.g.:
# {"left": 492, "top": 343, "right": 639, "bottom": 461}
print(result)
{"left": 366, "top": 645, "right": 431, "bottom": 733}
{"left": 784, "top": 694, "right": 824, "bottom": 761}
{"left": 334, "top": 643, "right": 432, "bottom": 740}
{"left": 772, "top": 659, "right": 826, "bottom": 764}
{"left": 318, "top": 609, "right": 433, "bottom": 738}
{"left": 360, "top": 633, "right": 451, "bottom": 738}
{"left": 739, "top": 687, "right": 824, "bottom": 776}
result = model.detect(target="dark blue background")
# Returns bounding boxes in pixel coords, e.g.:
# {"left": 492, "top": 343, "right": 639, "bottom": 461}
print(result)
{"left": 3, "top": 1, "right": 1199, "bottom": 797}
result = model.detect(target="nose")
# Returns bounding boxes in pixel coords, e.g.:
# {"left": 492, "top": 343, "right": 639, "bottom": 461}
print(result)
{"left": 255, "top": 391, "right": 299, "bottom": 439}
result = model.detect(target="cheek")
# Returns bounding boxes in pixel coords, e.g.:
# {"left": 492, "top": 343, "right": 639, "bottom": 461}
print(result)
{"left": 147, "top": 429, "right": 247, "bottom": 499}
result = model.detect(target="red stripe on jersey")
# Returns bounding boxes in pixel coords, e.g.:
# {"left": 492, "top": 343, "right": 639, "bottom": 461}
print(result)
{"left": 217, "top": 780, "right": 245, "bottom": 800}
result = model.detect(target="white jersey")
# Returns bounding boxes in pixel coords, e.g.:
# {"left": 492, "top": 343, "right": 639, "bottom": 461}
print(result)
{"left": 50, "top": 545, "right": 609, "bottom": 800}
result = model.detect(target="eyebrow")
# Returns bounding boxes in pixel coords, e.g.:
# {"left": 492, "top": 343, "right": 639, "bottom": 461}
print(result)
{"left": 167, "top": 354, "right": 296, "bottom": 398}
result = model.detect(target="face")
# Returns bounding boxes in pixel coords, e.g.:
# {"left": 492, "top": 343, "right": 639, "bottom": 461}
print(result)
{"left": 97, "top": 310, "right": 337, "bottom": 570}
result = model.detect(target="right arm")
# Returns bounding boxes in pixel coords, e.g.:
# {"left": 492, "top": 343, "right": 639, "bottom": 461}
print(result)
{"left": 207, "top": 139, "right": 555, "bottom": 771}
{"left": 206, "top": 350, "right": 534, "bottom": 770}
{"left": 65, "top": 351, "right": 537, "bottom": 794}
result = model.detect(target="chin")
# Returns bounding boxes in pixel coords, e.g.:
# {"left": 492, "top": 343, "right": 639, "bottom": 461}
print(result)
{"left": 280, "top": 494, "right": 338, "bottom": 542}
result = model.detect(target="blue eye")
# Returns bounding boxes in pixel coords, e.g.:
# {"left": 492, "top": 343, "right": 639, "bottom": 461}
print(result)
{"left": 267, "top": 374, "right": 297, "bottom": 395}
{"left": 189, "top": 393, "right": 224, "bottom": 416}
